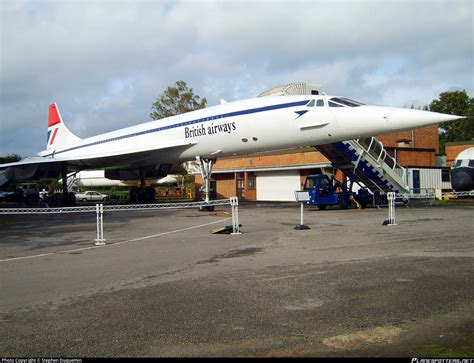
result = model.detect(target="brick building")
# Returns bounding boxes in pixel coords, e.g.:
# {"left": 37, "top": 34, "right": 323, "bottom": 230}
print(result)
{"left": 445, "top": 141, "right": 474, "bottom": 167}
{"left": 195, "top": 123, "right": 451, "bottom": 201}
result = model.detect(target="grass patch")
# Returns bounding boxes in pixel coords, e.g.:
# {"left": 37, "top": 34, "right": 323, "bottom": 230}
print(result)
{"left": 416, "top": 343, "right": 474, "bottom": 358}
{"left": 434, "top": 199, "right": 461, "bottom": 206}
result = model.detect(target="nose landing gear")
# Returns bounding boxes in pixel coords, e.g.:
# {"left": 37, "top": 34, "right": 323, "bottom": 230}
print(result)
{"left": 197, "top": 156, "right": 216, "bottom": 211}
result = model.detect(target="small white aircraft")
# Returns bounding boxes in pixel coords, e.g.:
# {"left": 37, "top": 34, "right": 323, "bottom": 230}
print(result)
{"left": 0, "top": 88, "right": 463, "bottom": 204}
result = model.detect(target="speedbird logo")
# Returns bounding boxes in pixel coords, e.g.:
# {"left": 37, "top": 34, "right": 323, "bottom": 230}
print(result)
{"left": 294, "top": 110, "right": 308, "bottom": 119}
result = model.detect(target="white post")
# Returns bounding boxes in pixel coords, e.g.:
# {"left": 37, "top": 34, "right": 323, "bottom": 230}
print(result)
{"left": 95, "top": 203, "right": 106, "bottom": 246}
{"left": 230, "top": 197, "right": 241, "bottom": 235}
{"left": 300, "top": 202, "right": 304, "bottom": 226}
{"left": 294, "top": 191, "right": 310, "bottom": 230}
{"left": 100, "top": 204, "right": 105, "bottom": 242}
{"left": 387, "top": 192, "right": 397, "bottom": 226}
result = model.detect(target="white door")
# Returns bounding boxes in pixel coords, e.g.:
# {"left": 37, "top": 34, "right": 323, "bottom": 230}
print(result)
{"left": 256, "top": 172, "right": 301, "bottom": 201}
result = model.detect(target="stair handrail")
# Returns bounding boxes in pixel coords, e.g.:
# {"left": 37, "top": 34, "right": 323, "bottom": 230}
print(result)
{"left": 355, "top": 137, "right": 407, "bottom": 184}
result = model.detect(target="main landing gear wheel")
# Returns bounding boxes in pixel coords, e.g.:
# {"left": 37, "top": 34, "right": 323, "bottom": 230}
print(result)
{"left": 199, "top": 205, "right": 215, "bottom": 212}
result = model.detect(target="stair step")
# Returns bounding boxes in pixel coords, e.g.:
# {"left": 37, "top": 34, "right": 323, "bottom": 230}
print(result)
{"left": 315, "top": 137, "right": 408, "bottom": 193}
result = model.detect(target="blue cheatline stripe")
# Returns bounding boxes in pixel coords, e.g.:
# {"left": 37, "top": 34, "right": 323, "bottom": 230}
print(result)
{"left": 44, "top": 99, "right": 309, "bottom": 157}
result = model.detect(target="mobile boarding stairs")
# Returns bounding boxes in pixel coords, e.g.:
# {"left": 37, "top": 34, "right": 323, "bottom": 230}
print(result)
{"left": 315, "top": 137, "right": 412, "bottom": 206}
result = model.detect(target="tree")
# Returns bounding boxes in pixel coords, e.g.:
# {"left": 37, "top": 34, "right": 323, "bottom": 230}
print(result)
{"left": 0, "top": 154, "right": 21, "bottom": 164}
{"left": 150, "top": 80, "right": 207, "bottom": 120}
{"left": 429, "top": 90, "right": 474, "bottom": 154}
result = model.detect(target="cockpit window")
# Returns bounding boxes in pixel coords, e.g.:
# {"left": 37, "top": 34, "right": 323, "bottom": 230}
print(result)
{"left": 455, "top": 160, "right": 462, "bottom": 167}
{"left": 328, "top": 101, "right": 344, "bottom": 107}
{"left": 329, "top": 97, "right": 365, "bottom": 107}
{"left": 307, "top": 99, "right": 325, "bottom": 107}
{"left": 342, "top": 97, "right": 365, "bottom": 106}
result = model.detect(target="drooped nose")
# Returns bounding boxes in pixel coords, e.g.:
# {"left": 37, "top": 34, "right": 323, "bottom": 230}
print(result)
{"left": 386, "top": 107, "right": 464, "bottom": 132}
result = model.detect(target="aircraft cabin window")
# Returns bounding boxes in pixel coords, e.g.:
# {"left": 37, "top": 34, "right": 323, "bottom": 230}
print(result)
{"left": 316, "top": 99, "right": 324, "bottom": 107}
{"left": 306, "top": 100, "right": 316, "bottom": 107}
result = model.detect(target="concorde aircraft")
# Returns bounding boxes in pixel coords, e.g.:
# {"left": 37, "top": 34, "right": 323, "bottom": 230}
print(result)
{"left": 0, "top": 87, "right": 463, "bottom": 205}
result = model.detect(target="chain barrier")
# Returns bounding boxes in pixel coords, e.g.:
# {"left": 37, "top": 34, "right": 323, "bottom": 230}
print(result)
{"left": 441, "top": 191, "right": 474, "bottom": 198}
{"left": 1, "top": 198, "right": 240, "bottom": 245}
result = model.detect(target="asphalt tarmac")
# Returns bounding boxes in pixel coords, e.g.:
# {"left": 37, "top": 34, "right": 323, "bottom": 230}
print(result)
{"left": 0, "top": 202, "right": 473, "bottom": 357}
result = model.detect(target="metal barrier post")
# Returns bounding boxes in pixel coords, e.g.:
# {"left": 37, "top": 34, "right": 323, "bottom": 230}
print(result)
{"left": 294, "top": 191, "right": 310, "bottom": 230}
{"left": 387, "top": 192, "right": 397, "bottom": 226}
{"left": 95, "top": 204, "right": 106, "bottom": 246}
{"left": 230, "top": 197, "right": 241, "bottom": 235}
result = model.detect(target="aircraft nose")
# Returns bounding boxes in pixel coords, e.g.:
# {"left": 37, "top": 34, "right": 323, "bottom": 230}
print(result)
{"left": 386, "top": 107, "right": 464, "bottom": 131}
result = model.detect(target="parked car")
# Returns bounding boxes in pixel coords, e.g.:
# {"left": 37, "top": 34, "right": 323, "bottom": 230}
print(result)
{"left": 20, "top": 183, "right": 40, "bottom": 204}
{"left": 75, "top": 191, "right": 108, "bottom": 202}
{"left": 0, "top": 191, "right": 15, "bottom": 202}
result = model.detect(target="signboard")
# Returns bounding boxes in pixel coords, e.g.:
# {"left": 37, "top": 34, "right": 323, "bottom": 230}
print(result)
{"left": 294, "top": 191, "right": 310, "bottom": 202}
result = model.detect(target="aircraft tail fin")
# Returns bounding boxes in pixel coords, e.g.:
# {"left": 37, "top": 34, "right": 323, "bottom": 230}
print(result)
{"left": 46, "top": 103, "right": 81, "bottom": 150}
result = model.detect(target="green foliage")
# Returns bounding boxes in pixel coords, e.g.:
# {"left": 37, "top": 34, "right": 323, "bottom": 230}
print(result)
{"left": 416, "top": 343, "right": 474, "bottom": 358}
{"left": 429, "top": 90, "right": 474, "bottom": 154}
{"left": 0, "top": 154, "right": 21, "bottom": 163}
{"left": 150, "top": 80, "right": 207, "bottom": 120}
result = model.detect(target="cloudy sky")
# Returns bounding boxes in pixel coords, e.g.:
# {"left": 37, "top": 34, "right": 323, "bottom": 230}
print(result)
{"left": 0, "top": 0, "right": 472, "bottom": 157}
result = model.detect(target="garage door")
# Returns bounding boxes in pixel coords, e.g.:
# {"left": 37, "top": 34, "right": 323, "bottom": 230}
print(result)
{"left": 256, "top": 172, "right": 301, "bottom": 201}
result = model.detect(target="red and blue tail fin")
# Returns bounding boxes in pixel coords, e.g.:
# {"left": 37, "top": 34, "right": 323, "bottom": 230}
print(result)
{"left": 46, "top": 103, "right": 81, "bottom": 150}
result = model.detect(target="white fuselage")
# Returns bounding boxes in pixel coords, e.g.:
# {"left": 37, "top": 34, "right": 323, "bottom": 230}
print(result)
{"left": 37, "top": 94, "right": 458, "bottom": 167}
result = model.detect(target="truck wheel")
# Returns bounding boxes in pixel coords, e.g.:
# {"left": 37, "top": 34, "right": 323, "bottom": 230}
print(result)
{"left": 82, "top": 198, "right": 87, "bottom": 202}
{"left": 199, "top": 205, "right": 215, "bottom": 212}
{"left": 317, "top": 204, "right": 327, "bottom": 210}
{"left": 338, "top": 197, "right": 350, "bottom": 209}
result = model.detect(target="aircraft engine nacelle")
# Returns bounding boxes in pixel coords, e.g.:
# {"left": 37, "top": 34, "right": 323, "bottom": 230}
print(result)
{"left": 104, "top": 170, "right": 139, "bottom": 181}
{"left": 5, "top": 165, "right": 37, "bottom": 181}
{"left": 104, "top": 164, "right": 186, "bottom": 181}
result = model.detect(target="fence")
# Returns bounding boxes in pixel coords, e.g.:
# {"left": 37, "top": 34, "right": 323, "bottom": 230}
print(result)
{"left": 404, "top": 188, "right": 436, "bottom": 206}
{"left": 0, "top": 197, "right": 241, "bottom": 245}
{"left": 373, "top": 191, "right": 408, "bottom": 208}
{"left": 373, "top": 188, "right": 436, "bottom": 208}
{"left": 441, "top": 190, "right": 474, "bottom": 198}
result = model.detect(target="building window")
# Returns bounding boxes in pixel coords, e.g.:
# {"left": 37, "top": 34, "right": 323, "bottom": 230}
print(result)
{"left": 397, "top": 139, "right": 411, "bottom": 148}
{"left": 442, "top": 169, "right": 450, "bottom": 182}
{"left": 236, "top": 172, "right": 245, "bottom": 199}
{"left": 247, "top": 173, "right": 256, "bottom": 190}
